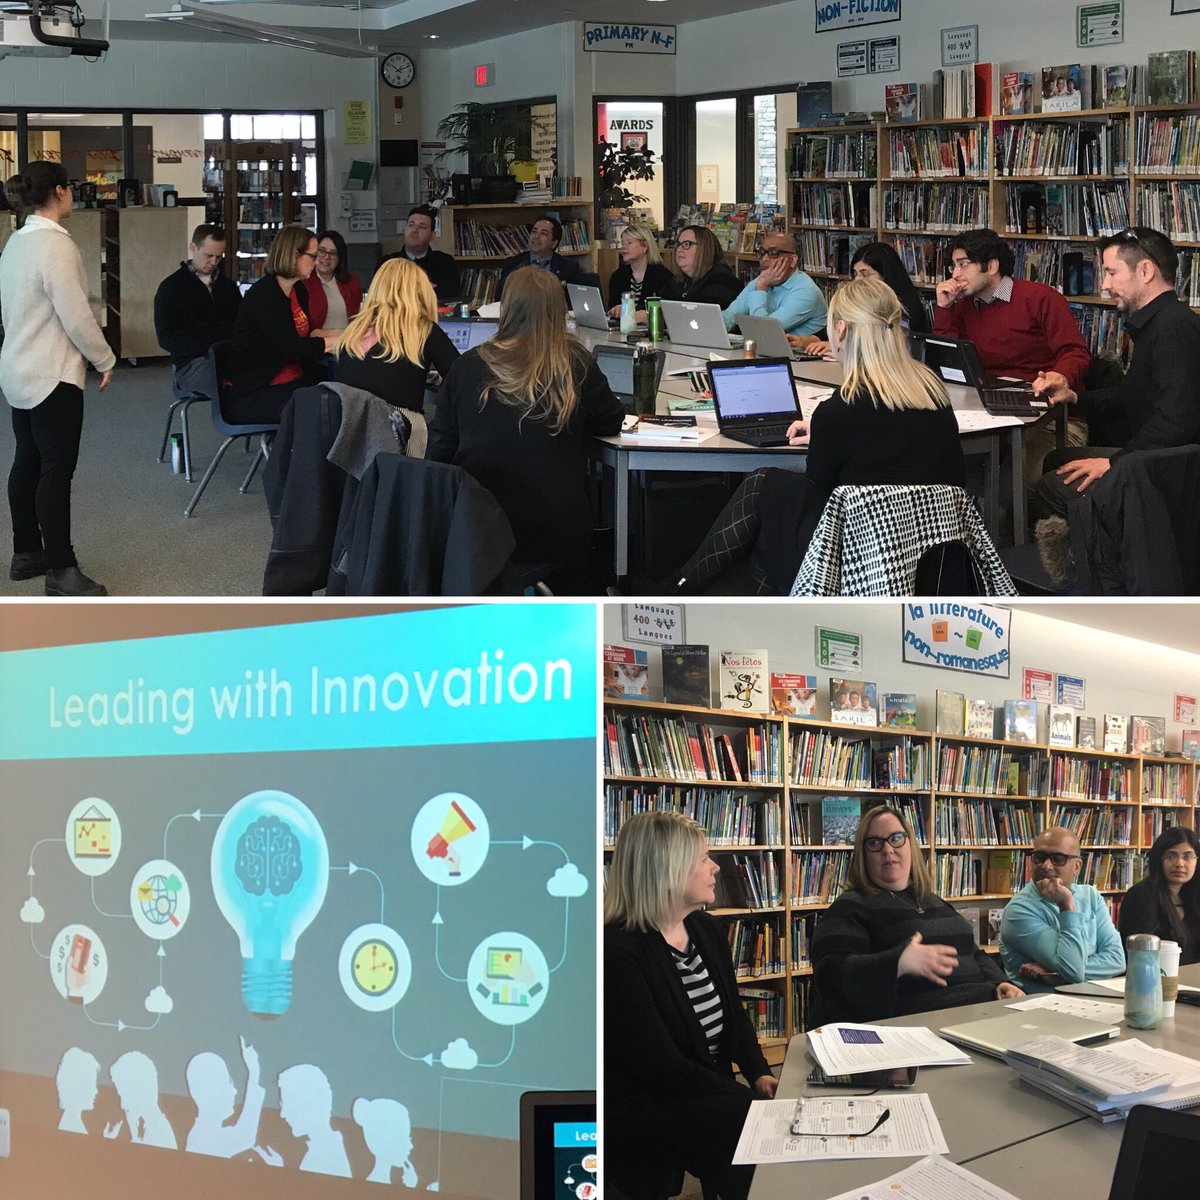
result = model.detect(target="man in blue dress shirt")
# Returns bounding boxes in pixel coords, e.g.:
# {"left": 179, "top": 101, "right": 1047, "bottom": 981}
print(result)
{"left": 723, "top": 232, "right": 827, "bottom": 338}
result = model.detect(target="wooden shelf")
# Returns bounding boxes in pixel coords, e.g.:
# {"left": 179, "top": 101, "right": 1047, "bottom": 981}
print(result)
{"left": 442, "top": 200, "right": 591, "bottom": 210}
{"left": 604, "top": 773, "right": 783, "bottom": 789}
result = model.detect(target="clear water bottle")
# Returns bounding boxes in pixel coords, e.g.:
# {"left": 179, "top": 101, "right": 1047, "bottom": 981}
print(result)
{"left": 620, "top": 291, "right": 638, "bottom": 334}
{"left": 1124, "top": 933, "right": 1163, "bottom": 1030}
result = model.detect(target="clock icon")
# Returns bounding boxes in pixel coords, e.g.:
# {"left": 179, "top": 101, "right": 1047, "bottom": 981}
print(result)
{"left": 381, "top": 51, "right": 416, "bottom": 89}
{"left": 352, "top": 939, "right": 398, "bottom": 995}
{"left": 338, "top": 923, "right": 412, "bottom": 1011}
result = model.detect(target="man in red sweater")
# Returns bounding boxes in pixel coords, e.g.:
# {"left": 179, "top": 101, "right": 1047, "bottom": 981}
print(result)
{"left": 934, "top": 228, "right": 1091, "bottom": 481}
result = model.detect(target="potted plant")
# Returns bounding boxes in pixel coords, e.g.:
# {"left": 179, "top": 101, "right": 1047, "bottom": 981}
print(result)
{"left": 596, "top": 138, "right": 657, "bottom": 209}
{"left": 436, "top": 103, "right": 536, "bottom": 203}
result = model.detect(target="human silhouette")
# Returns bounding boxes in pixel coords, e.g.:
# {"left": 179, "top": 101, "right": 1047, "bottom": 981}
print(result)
{"left": 353, "top": 1095, "right": 418, "bottom": 1186}
{"left": 105, "top": 1050, "right": 177, "bottom": 1148}
{"left": 56, "top": 1047, "right": 100, "bottom": 1134}
{"left": 185, "top": 1035, "right": 266, "bottom": 1157}
{"left": 276, "top": 1063, "right": 351, "bottom": 1177}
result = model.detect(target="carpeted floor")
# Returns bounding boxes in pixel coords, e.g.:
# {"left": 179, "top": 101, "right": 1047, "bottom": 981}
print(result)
{"left": 0, "top": 362, "right": 275, "bottom": 596}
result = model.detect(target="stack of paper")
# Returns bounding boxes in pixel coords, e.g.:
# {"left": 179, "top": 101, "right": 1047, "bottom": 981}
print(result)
{"left": 1003, "top": 1034, "right": 1200, "bottom": 1122}
{"left": 807, "top": 1023, "right": 971, "bottom": 1076}
{"left": 1056, "top": 977, "right": 1200, "bottom": 1000}
{"left": 821, "top": 1155, "right": 1025, "bottom": 1200}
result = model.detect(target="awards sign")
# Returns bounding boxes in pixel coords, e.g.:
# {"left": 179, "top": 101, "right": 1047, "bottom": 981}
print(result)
{"left": 816, "top": 0, "right": 901, "bottom": 33}
{"left": 902, "top": 603, "right": 1011, "bottom": 678}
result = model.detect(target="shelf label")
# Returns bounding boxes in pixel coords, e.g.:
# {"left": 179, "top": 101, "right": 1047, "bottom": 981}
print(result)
{"left": 1077, "top": 1, "right": 1123, "bottom": 47}
{"left": 941, "top": 23, "right": 978, "bottom": 66}
{"left": 902, "top": 604, "right": 1011, "bottom": 678}
{"left": 622, "top": 604, "right": 686, "bottom": 647}
{"left": 1022, "top": 667, "right": 1054, "bottom": 702}
{"left": 1056, "top": 673, "right": 1086, "bottom": 708}
{"left": 816, "top": 626, "right": 863, "bottom": 671}
{"left": 1175, "top": 693, "right": 1196, "bottom": 724}
{"left": 816, "top": 0, "right": 901, "bottom": 34}
{"left": 583, "top": 22, "right": 676, "bottom": 54}
{"left": 836, "top": 38, "right": 868, "bottom": 76}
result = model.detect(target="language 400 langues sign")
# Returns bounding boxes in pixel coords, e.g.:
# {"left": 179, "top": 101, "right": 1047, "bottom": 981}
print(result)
{"left": 901, "top": 602, "right": 1011, "bottom": 678}
{"left": 815, "top": 0, "right": 900, "bottom": 34}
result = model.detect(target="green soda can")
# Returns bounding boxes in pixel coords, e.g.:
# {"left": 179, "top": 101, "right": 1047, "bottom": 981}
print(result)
{"left": 646, "top": 298, "right": 664, "bottom": 343}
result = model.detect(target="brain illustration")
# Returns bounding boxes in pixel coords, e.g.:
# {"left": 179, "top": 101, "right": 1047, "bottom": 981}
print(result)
{"left": 235, "top": 815, "right": 303, "bottom": 896}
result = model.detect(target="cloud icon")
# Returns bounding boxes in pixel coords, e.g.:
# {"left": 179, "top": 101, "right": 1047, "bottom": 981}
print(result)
{"left": 145, "top": 985, "right": 174, "bottom": 1014}
{"left": 547, "top": 863, "right": 588, "bottom": 898}
{"left": 20, "top": 897, "right": 45, "bottom": 924}
{"left": 440, "top": 1038, "right": 478, "bottom": 1071}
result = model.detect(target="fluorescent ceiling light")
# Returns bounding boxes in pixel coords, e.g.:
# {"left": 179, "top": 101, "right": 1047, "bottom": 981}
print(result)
{"left": 145, "top": 3, "right": 379, "bottom": 58}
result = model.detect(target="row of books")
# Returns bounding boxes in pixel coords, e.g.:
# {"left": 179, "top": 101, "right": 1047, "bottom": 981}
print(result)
{"left": 1177, "top": 251, "right": 1200, "bottom": 308}
{"left": 935, "top": 850, "right": 983, "bottom": 898}
{"left": 788, "top": 730, "right": 931, "bottom": 791}
{"left": 1080, "top": 850, "right": 1143, "bottom": 890}
{"left": 789, "top": 850, "right": 852, "bottom": 904}
{"left": 1048, "top": 756, "right": 1132, "bottom": 802}
{"left": 1135, "top": 112, "right": 1200, "bottom": 175}
{"left": 1070, "top": 303, "right": 1126, "bottom": 359}
{"left": 1142, "top": 808, "right": 1188, "bottom": 846}
{"left": 790, "top": 181, "right": 877, "bottom": 229}
{"left": 739, "top": 986, "right": 784, "bottom": 1038}
{"left": 791, "top": 913, "right": 814, "bottom": 968}
{"left": 934, "top": 798, "right": 1040, "bottom": 846}
{"left": 994, "top": 120, "right": 1128, "bottom": 179}
{"left": 1001, "top": 180, "right": 1129, "bottom": 239}
{"left": 1012, "top": 240, "right": 1100, "bottom": 296}
{"left": 794, "top": 229, "right": 873, "bottom": 276}
{"left": 602, "top": 784, "right": 781, "bottom": 847}
{"left": 236, "top": 197, "right": 285, "bottom": 225}
{"left": 603, "top": 711, "right": 783, "bottom": 784}
{"left": 458, "top": 266, "right": 502, "bottom": 308}
{"left": 785, "top": 132, "right": 878, "bottom": 181}
{"left": 786, "top": 795, "right": 930, "bottom": 846}
{"left": 726, "top": 917, "right": 785, "bottom": 977}
{"left": 715, "top": 852, "right": 783, "bottom": 910}
{"left": 667, "top": 202, "right": 786, "bottom": 253}
{"left": 235, "top": 168, "right": 284, "bottom": 192}
{"left": 551, "top": 175, "right": 584, "bottom": 198}
{"left": 1135, "top": 181, "right": 1200, "bottom": 242}
{"left": 452, "top": 218, "right": 590, "bottom": 257}
{"left": 881, "top": 182, "right": 989, "bottom": 233}
{"left": 1142, "top": 762, "right": 1190, "bottom": 804}
{"left": 1048, "top": 803, "right": 1133, "bottom": 846}
{"left": 886, "top": 126, "right": 988, "bottom": 179}
{"left": 936, "top": 742, "right": 1039, "bottom": 795}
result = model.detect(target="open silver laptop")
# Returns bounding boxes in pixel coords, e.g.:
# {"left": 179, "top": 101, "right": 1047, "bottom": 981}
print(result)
{"left": 659, "top": 299, "right": 743, "bottom": 350}
{"left": 736, "top": 313, "right": 824, "bottom": 361}
{"left": 940, "top": 1008, "right": 1119, "bottom": 1058}
{"left": 566, "top": 283, "right": 617, "bottom": 330}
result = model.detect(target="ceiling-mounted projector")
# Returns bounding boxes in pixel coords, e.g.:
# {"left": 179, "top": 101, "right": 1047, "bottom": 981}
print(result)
{"left": 0, "top": 1, "right": 109, "bottom": 58}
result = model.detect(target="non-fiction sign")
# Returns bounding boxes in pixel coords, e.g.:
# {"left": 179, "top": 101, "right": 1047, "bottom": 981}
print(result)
{"left": 816, "top": 0, "right": 901, "bottom": 33}
{"left": 902, "top": 603, "right": 1010, "bottom": 677}
{"left": 583, "top": 22, "right": 676, "bottom": 53}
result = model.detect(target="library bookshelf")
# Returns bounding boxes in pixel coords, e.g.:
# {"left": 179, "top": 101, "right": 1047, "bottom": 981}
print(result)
{"left": 787, "top": 102, "right": 1200, "bottom": 357}
{"left": 603, "top": 697, "right": 1198, "bottom": 1059}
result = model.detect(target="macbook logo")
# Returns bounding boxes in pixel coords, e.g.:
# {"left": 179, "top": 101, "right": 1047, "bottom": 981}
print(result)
{"left": 689, "top": 319, "right": 700, "bottom": 330}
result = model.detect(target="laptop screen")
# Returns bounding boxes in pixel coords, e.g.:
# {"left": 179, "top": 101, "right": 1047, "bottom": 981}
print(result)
{"left": 519, "top": 1091, "right": 596, "bottom": 1200}
{"left": 1109, "top": 1107, "right": 1200, "bottom": 1200}
{"left": 710, "top": 360, "right": 797, "bottom": 418}
{"left": 593, "top": 347, "right": 635, "bottom": 397}
{"left": 441, "top": 319, "right": 498, "bottom": 352}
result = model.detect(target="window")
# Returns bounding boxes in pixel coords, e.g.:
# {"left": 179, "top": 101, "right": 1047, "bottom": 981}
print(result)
{"left": 0, "top": 115, "right": 16, "bottom": 181}
{"left": 695, "top": 98, "right": 737, "bottom": 206}
{"left": 596, "top": 100, "right": 665, "bottom": 232}
{"left": 27, "top": 112, "right": 124, "bottom": 202}
{"left": 133, "top": 113, "right": 207, "bottom": 201}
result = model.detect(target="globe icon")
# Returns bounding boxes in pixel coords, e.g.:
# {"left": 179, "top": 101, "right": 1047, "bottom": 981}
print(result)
{"left": 138, "top": 873, "right": 182, "bottom": 929}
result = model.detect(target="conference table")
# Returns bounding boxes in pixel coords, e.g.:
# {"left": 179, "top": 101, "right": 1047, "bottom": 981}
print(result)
{"left": 748, "top": 963, "right": 1200, "bottom": 1200}
{"left": 576, "top": 328, "right": 1063, "bottom": 583}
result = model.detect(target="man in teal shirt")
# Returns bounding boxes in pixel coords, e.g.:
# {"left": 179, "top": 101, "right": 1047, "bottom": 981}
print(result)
{"left": 999, "top": 826, "right": 1126, "bottom": 992}
{"left": 722, "top": 232, "right": 827, "bottom": 337}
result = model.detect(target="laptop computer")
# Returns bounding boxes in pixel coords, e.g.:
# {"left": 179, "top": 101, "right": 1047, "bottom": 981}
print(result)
{"left": 707, "top": 357, "right": 802, "bottom": 447}
{"left": 736, "top": 313, "right": 825, "bottom": 361}
{"left": 659, "top": 299, "right": 744, "bottom": 350}
{"left": 1108, "top": 1104, "right": 1200, "bottom": 1200}
{"left": 912, "top": 333, "right": 1050, "bottom": 418}
{"left": 440, "top": 317, "right": 499, "bottom": 352}
{"left": 567, "top": 283, "right": 618, "bottom": 330}
{"left": 940, "top": 1008, "right": 1120, "bottom": 1059}
{"left": 519, "top": 1090, "right": 596, "bottom": 1200}
{"left": 592, "top": 342, "right": 665, "bottom": 411}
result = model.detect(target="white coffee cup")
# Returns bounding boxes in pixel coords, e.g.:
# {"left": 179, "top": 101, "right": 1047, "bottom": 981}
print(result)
{"left": 1160, "top": 939, "right": 1182, "bottom": 1017}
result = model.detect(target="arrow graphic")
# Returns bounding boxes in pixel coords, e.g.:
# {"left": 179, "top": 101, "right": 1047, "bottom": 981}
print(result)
{"left": 90, "top": 876, "right": 134, "bottom": 920}
{"left": 390, "top": 1005, "right": 434, "bottom": 1065}
{"left": 330, "top": 862, "right": 385, "bottom": 924}
{"left": 163, "top": 809, "right": 222, "bottom": 858}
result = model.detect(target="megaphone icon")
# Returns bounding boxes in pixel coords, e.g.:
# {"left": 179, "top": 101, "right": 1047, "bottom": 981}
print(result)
{"left": 426, "top": 800, "right": 477, "bottom": 876}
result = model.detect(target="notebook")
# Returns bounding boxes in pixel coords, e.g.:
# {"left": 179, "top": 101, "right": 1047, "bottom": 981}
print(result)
{"left": 440, "top": 317, "right": 499, "bottom": 351}
{"left": 659, "top": 299, "right": 744, "bottom": 350}
{"left": 736, "top": 313, "right": 825, "bottom": 361}
{"left": 940, "top": 1008, "right": 1120, "bottom": 1058}
{"left": 707, "top": 358, "right": 802, "bottom": 447}
{"left": 911, "top": 332, "right": 1049, "bottom": 418}
{"left": 566, "top": 283, "right": 618, "bottom": 330}
{"left": 592, "top": 342, "right": 665, "bottom": 410}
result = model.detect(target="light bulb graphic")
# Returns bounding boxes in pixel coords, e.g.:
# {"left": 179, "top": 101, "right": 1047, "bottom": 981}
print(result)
{"left": 210, "top": 789, "right": 329, "bottom": 1018}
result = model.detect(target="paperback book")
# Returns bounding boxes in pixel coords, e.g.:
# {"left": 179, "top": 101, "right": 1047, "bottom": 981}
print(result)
{"left": 661, "top": 644, "right": 711, "bottom": 708}
{"left": 987, "top": 907, "right": 1005, "bottom": 946}
{"left": 1182, "top": 730, "right": 1200, "bottom": 761}
{"left": 965, "top": 698, "right": 995, "bottom": 740}
{"left": 1103, "top": 714, "right": 1128, "bottom": 754}
{"left": 881, "top": 692, "right": 917, "bottom": 727}
{"left": 603, "top": 645, "right": 648, "bottom": 699}
{"left": 829, "top": 678, "right": 878, "bottom": 726}
{"left": 1042, "top": 64, "right": 1083, "bottom": 112}
{"left": 1129, "top": 715, "right": 1167, "bottom": 756}
{"left": 1004, "top": 699, "right": 1041, "bottom": 744}
{"left": 1001, "top": 71, "right": 1036, "bottom": 115}
{"left": 822, "top": 796, "right": 862, "bottom": 845}
{"left": 936, "top": 689, "right": 966, "bottom": 736}
{"left": 1103, "top": 65, "right": 1130, "bottom": 108}
{"left": 1048, "top": 705, "right": 1076, "bottom": 748}
{"left": 796, "top": 80, "right": 834, "bottom": 125}
{"left": 720, "top": 649, "right": 769, "bottom": 713}
{"left": 1147, "top": 50, "right": 1191, "bottom": 106}
{"left": 884, "top": 82, "right": 920, "bottom": 122}
{"left": 770, "top": 673, "right": 817, "bottom": 717}
{"left": 1077, "top": 716, "right": 1098, "bottom": 750}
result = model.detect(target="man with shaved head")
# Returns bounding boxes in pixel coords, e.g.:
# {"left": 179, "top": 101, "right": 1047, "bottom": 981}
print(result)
{"left": 998, "top": 826, "right": 1126, "bottom": 992}
{"left": 722, "top": 230, "right": 828, "bottom": 339}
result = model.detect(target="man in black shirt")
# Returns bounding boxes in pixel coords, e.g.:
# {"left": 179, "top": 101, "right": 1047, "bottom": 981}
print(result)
{"left": 497, "top": 216, "right": 582, "bottom": 297}
{"left": 384, "top": 204, "right": 461, "bottom": 302}
{"left": 153, "top": 223, "right": 242, "bottom": 392}
{"left": 1032, "top": 226, "right": 1200, "bottom": 517}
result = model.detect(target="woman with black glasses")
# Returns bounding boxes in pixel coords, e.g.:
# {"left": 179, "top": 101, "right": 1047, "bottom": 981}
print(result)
{"left": 1118, "top": 826, "right": 1200, "bottom": 966}
{"left": 810, "top": 805, "right": 1022, "bottom": 1025}
{"left": 662, "top": 225, "right": 741, "bottom": 308}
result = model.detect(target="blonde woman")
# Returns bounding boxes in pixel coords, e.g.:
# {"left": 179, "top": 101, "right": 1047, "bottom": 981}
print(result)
{"left": 225, "top": 225, "right": 337, "bottom": 423}
{"left": 427, "top": 266, "right": 623, "bottom": 594}
{"left": 333, "top": 257, "right": 458, "bottom": 412}
{"left": 810, "top": 805, "right": 1022, "bottom": 1025}
{"left": 671, "top": 276, "right": 965, "bottom": 594}
{"left": 605, "top": 222, "right": 673, "bottom": 316}
{"left": 605, "top": 811, "right": 774, "bottom": 1200}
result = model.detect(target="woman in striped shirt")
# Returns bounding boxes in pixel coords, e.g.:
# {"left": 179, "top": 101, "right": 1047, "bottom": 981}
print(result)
{"left": 604, "top": 812, "right": 776, "bottom": 1200}
{"left": 811, "top": 805, "right": 1024, "bottom": 1025}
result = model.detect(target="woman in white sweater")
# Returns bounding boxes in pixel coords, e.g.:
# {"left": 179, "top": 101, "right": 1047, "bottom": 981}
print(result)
{"left": 0, "top": 161, "right": 115, "bottom": 596}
